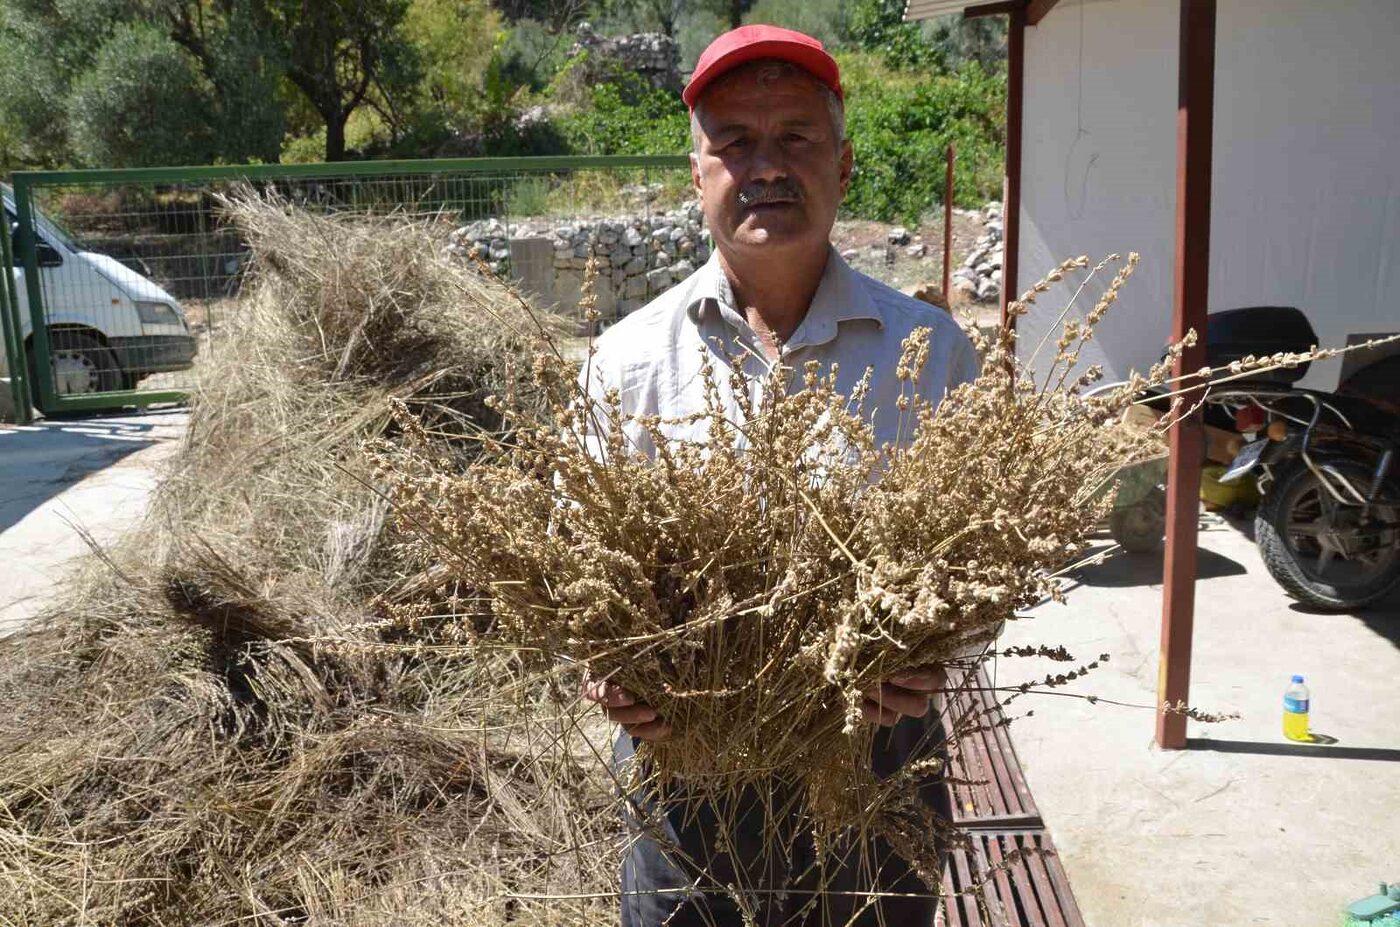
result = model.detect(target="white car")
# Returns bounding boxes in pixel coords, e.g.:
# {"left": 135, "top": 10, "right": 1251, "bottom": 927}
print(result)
{"left": 3, "top": 184, "right": 197, "bottom": 399}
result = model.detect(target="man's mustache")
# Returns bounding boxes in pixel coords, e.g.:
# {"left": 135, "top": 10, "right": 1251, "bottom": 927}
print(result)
{"left": 737, "top": 179, "right": 804, "bottom": 208}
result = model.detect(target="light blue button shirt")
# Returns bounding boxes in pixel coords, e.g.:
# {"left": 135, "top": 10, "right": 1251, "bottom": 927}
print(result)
{"left": 583, "top": 246, "right": 979, "bottom": 459}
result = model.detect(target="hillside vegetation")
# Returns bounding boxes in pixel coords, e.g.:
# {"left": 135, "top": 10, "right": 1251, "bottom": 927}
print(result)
{"left": 0, "top": 0, "right": 1005, "bottom": 222}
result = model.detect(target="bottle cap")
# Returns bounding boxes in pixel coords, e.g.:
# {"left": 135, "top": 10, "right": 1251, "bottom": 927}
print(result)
{"left": 1291, "top": 674, "right": 1305, "bottom": 684}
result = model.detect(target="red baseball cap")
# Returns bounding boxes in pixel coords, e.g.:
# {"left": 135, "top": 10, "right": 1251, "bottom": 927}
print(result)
{"left": 683, "top": 25, "right": 844, "bottom": 111}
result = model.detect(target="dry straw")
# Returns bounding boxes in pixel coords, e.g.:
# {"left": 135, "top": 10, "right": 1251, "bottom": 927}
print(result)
{"left": 0, "top": 191, "right": 615, "bottom": 925}
{"left": 379, "top": 252, "right": 1180, "bottom": 883}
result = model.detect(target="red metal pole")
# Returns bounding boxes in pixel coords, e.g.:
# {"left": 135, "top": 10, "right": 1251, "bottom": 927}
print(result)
{"left": 1157, "top": 0, "right": 1216, "bottom": 750}
{"left": 1002, "top": 6, "right": 1025, "bottom": 330}
{"left": 943, "top": 143, "right": 955, "bottom": 301}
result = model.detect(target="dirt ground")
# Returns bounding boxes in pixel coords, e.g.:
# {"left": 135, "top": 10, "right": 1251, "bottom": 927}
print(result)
{"left": 832, "top": 211, "right": 1003, "bottom": 333}
{"left": 832, "top": 210, "right": 990, "bottom": 295}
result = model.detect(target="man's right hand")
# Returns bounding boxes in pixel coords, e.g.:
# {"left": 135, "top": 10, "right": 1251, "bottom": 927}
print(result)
{"left": 582, "top": 674, "right": 672, "bottom": 741}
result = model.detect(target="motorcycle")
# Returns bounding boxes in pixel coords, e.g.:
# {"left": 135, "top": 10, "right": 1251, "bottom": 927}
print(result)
{"left": 1119, "top": 306, "right": 1400, "bottom": 610}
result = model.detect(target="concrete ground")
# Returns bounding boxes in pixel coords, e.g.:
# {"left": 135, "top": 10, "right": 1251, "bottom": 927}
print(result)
{"left": 1004, "top": 516, "right": 1400, "bottom": 927}
{"left": 3, "top": 411, "right": 1397, "bottom": 926}
{"left": 0, "top": 409, "right": 187, "bottom": 633}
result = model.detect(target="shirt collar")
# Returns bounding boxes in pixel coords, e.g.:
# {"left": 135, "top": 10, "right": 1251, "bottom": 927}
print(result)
{"left": 684, "top": 246, "right": 884, "bottom": 349}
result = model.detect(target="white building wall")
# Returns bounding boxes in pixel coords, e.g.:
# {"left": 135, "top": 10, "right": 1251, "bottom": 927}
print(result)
{"left": 1015, "top": 0, "right": 1400, "bottom": 390}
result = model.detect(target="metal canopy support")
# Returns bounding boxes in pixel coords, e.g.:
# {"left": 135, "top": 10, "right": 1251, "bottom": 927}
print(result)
{"left": 1002, "top": 5, "right": 1025, "bottom": 328}
{"left": 1157, "top": 0, "right": 1216, "bottom": 750}
{"left": 964, "top": 1, "right": 1023, "bottom": 17}
{"left": 1026, "top": 0, "right": 1061, "bottom": 25}
{"left": 910, "top": 0, "right": 1057, "bottom": 24}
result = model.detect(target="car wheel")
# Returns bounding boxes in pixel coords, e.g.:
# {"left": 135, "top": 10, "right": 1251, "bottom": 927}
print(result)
{"left": 27, "top": 330, "right": 126, "bottom": 398}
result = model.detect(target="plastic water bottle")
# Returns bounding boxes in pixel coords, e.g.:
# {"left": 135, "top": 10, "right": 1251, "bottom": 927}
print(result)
{"left": 1283, "top": 675, "right": 1310, "bottom": 742}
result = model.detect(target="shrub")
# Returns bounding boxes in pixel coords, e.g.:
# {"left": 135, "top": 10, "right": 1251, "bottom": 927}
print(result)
{"left": 506, "top": 175, "right": 552, "bottom": 216}
{"left": 841, "top": 52, "right": 1006, "bottom": 224}
{"left": 281, "top": 129, "right": 329, "bottom": 165}
{"left": 848, "top": 0, "right": 946, "bottom": 71}
{"left": 554, "top": 68, "right": 691, "bottom": 157}
{"left": 66, "top": 23, "right": 216, "bottom": 168}
{"left": 742, "top": 0, "right": 851, "bottom": 48}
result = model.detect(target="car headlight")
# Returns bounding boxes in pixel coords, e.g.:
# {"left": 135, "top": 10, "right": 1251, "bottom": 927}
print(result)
{"left": 135, "top": 300, "right": 182, "bottom": 326}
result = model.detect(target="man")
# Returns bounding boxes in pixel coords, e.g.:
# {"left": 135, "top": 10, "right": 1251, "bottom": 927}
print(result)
{"left": 580, "top": 25, "right": 980, "bottom": 927}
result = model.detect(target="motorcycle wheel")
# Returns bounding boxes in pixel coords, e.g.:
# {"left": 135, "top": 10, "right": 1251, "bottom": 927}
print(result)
{"left": 1109, "top": 486, "right": 1166, "bottom": 553}
{"left": 1256, "top": 461, "right": 1400, "bottom": 611}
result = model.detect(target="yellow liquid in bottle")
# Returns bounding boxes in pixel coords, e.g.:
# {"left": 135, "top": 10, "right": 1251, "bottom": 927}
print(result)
{"left": 1283, "top": 708, "right": 1310, "bottom": 742}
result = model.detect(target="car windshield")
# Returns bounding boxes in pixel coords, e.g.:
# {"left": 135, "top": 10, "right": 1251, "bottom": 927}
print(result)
{"left": 34, "top": 210, "right": 81, "bottom": 253}
{"left": 2, "top": 185, "right": 83, "bottom": 253}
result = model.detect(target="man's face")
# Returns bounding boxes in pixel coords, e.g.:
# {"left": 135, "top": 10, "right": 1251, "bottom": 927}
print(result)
{"left": 690, "top": 64, "right": 853, "bottom": 262}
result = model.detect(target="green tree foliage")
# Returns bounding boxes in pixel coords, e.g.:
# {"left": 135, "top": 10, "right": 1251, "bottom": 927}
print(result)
{"left": 554, "top": 69, "right": 689, "bottom": 155}
{"left": 840, "top": 52, "right": 1005, "bottom": 223}
{"left": 156, "top": 0, "right": 286, "bottom": 162}
{"left": 925, "top": 15, "right": 1007, "bottom": 71}
{"left": 66, "top": 23, "right": 216, "bottom": 167}
{"left": 493, "top": 0, "right": 584, "bottom": 29}
{"left": 602, "top": 0, "right": 687, "bottom": 38}
{"left": 1, "top": 5, "right": 266, "bottom": 167}
{"left": 492, "top": 17, "right": 575, "bottom": 93}
{"left": 247, "top": 0, "right": 419, "bottom": 161}
{"left": 742, "top": 0, "right": 850, "bottom": 48}
{"left": 0, "top": 0, "right": 424, "bottom": 166}
{"left": 0, "top": 0, "right": 140, "bottom": 166}
{"left": 176, "top": 0, "right": 422, "bottom": 160}
{"left": 845, "top": 0, "right": 1006, "bottom": 72}
{"left": 674, "top": 7, "right": 725, "bottom": 70}
{"left": 598, "top": 0, "right": 750, "bottom": 43}
{"left": 0, "top": 0, "right": 1009, "bottom": 199}
{"left": 0, "top": 41, "right": 70, "bottom": 167}
{"left": 848, "top": 0, "right": 945, "bottom": 70}
{"left": 400, "top": 0, "right": 500, "bottom": 138}
{"left": 0, "top": 0, "right": 284, "bottom": 167}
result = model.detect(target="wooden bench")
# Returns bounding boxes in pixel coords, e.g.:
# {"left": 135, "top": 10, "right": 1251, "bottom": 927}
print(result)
{"left": 935, "top": 670, "right": 1087, "bottom": 927}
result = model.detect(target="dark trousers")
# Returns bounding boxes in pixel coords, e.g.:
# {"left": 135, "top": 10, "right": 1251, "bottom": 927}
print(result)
{"left": 616, "top": 716, "right": 952, "bottom": 927}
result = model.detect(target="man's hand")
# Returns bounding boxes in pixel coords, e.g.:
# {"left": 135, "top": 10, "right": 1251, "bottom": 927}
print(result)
{"left": 583, "top": 674, "right": 671, "bottom": 741}
{"left": 861, "top": 666, "right": 946, "bottom": 726}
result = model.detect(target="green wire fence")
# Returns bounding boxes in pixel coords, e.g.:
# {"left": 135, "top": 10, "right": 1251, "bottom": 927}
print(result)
{"left": 2, "top": 155, "right": 692, "bottom": 424}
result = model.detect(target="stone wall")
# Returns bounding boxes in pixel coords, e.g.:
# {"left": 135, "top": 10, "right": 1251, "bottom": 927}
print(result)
{"left": 447, "top": 198, "right": 1011, "bottom": 323}
{"left": 950, "top": 201, "right": 1004, "bottom": 303}
{"left": 569, "top": 23, "right": 681, "bottom": 92}
{"left": 447, "top": 201, "right": 709, "bottom": 322}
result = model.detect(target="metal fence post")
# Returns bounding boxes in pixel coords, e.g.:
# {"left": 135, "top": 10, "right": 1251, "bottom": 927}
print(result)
{"left": 942, "top": 143, "right": 955, "bottom": 303}
{"left": 0, "top": 199, "right": 32, "bottom": 423}
{"left": 11, "top": 176, "right": 55, "bottom": 415}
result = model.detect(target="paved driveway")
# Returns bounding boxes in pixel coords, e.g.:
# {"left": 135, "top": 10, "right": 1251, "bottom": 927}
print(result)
{"left": 1004, "top": 516, "right": 1400, "bottom": 927}
{"left": 0, "top": 409, "right": 186, "bottom": 633}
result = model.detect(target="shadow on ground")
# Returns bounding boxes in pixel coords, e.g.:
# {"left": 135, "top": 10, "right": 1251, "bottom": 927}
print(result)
{"left": 1357, "top": 598, "right": 1400, "bottom": 650}
{"left": 1066, "top": 542, "right": 1247, "bottom": 590}
{"left": 1290, "top": 589, "right": 1400, "bottom": 651}
{"left": 0, "top": 410, "right": 183, "bottom": 533}
{"left": 1215, "top": 508, "right": 1400, "bottom": 649}
{"left": 1185, "top": 738, "right": 1400, "bottom": 762}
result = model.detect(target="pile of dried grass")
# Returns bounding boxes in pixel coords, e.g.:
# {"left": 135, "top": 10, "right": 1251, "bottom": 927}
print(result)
{"left": 380, "top": 253, "right": 1177, "bottom": 882}
{"left": 0, "top": 193, "right": 613, "bottom": 925}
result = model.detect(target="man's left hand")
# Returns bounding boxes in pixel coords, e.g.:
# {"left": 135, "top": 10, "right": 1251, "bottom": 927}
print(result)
{"left": 861, "top": 666, "right": 946, "bottom": 726}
